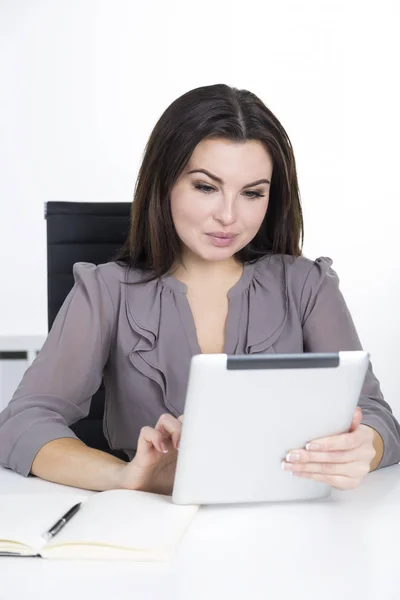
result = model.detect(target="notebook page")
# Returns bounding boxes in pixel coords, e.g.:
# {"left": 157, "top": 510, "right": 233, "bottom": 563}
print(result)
{"left": 0, "top": 494, "right": 88, "bottom": 551}
{"left": 46, "top": 489, "right": 199, "bottom": 557}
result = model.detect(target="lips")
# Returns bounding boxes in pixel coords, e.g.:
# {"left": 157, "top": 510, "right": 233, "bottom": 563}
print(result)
{"left": 206, "top": 232, "right": 238, "bottom": 239}
{"left": 205, "top": 232, "right": 239, "bottom": 248}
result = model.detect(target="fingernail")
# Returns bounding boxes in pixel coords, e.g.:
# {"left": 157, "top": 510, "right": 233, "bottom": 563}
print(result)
{"left": 306, "top": 443, "right": 320, "bottom": 451}
{"left": 286, "top": 452, "right": 301, "bottom": 463}
{"left": 161, "top": 443, "right": 168, "bottom": 453}
{"left": 177, "top": 441, "right": 180, "bottom": 450}
{"left": 282, "top": 461, "right": 294, "bottom": 471}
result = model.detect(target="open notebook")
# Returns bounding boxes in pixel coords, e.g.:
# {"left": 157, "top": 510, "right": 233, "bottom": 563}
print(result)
{"left": 0, "top": 490, "right": 199, "bottom": 560}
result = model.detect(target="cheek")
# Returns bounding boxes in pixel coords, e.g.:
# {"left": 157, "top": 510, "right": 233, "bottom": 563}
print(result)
{"left": 241, "top": 199, "right": 269, "bottom": 230}
{"left": 171, "top": 192, "right": 208, "bottom": 229}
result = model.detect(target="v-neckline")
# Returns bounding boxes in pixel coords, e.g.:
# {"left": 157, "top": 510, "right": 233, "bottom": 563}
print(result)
{"left": 160, "top": 261, "right": 257, "bottom": 355}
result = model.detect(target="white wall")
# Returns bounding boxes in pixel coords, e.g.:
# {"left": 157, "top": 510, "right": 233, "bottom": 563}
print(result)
{"left": 0, "top": 1, "right": 399, "bottom": 412}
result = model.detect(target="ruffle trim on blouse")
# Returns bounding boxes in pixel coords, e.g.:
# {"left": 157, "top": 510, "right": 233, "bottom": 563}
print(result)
{"left": 245, "top": 255, "right": 289, "bottom": 354}
{"left": 122, "top": 255, "right": 306, "bottom": 414}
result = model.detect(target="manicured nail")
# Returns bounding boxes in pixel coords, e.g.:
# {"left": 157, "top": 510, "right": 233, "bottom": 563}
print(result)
{"left": 286, "top": 452, "right": 301, "bottom": 463}
{"left": 282, "top": 461, "right": 294, "bottom": 471}
{"left": 161, "top": 443, "right": 168, "bottom": 453}
{"left": 306, "top": 443, "right": 320, "bottom": 451}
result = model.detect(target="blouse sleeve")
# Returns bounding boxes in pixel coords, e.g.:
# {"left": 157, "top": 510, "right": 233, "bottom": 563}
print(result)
{"left": 301, "top": 256, "right": 400, "bottom": 469}
{"left": 0, "top": 262, "right": 115, "bottom": 477}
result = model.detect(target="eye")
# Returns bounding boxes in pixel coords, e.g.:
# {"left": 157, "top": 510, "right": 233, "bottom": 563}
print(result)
{"left": 194, "top": 183, "right": 215, "bottom": 193}
{"left": 243, "top": 190, "right": 265, "bottom": 199}
{"left": 193, "top": 183, "right": 265, "bottom": 199}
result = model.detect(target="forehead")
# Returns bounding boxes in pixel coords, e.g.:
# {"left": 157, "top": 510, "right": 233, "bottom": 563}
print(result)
{"left": 186, "top": 138, "right": 273, "bottom": 177}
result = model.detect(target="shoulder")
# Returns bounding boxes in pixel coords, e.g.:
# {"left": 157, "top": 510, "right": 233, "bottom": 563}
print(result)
{"left": 254, "top": 253, "right": 337, "bottom": 285}
{"left": 72, "top": 261, "right": 148, "bottom": 287}
{"left": 287, "top": 254, "right": 338, "bottom": 293}
{"left": 253, "top": 254, "right": 340, "bottom": 309}
{"left": 71, "top": 261, "right": 150, "bottom": 308}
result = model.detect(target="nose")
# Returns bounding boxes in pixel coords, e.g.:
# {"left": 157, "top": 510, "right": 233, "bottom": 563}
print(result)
{"left": 213, "top": 195, "right": 237, "bottom": 226}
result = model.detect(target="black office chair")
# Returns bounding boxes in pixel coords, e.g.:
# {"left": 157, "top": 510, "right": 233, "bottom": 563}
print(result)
{"left": 45, "top": 201, "right": 131, "bottom": 459}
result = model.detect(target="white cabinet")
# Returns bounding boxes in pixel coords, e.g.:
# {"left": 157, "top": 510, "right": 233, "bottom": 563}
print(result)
{"left": 0, "top": 336, "right": 45, "bottom": 411}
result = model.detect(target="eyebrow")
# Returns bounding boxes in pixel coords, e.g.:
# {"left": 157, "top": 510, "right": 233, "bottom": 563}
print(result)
{"left": 187, "top": 169, "right": 270, "bottom": 188}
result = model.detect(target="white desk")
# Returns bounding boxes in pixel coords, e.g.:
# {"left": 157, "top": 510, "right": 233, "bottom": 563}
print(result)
{"left": 1, "top": 465, "right": 400, "bottom": 600}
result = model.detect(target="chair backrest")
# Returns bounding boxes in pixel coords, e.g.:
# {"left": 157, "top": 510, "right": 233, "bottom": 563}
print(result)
{"left": 45, "top": 201, "right": 131, "bottom": 330}
{"left": 45, "top": 201, "right": 131, "bottom": 457}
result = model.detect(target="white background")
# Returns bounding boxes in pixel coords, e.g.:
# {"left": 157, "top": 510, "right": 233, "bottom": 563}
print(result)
{"left": 0, "top": 1, "right": 399, "bottom": 412}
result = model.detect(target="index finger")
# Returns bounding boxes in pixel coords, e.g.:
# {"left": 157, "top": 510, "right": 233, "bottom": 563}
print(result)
{"left": 306, "top": 431, "right": 359, "bottom": 452}
{"left": 155, "top": 413, "right": 182, "bottom": 449}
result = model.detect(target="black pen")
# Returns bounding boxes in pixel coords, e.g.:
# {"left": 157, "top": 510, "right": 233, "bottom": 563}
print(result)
{"left": 42, "top": 502, "right": 82, "bottom": 541}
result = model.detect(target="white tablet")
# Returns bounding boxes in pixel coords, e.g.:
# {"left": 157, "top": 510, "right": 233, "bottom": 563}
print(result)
{"left": 172, "top": 351, "right": 369, "bottom": 505}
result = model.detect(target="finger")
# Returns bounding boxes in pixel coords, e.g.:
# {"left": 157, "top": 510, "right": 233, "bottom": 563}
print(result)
{"left": 305, "top": 431, "right": 360, "bottom": 452}
{"left": 282, "top": 460, "right": 369, "bottom": 478}
{"left": 292, "top": 471, "right": 363, "bottom": 491}
{"left": 178, "top": 415, "right": 184, "bottom": 423}
{"left": 350, "top": 407, "right": 363, "bottom": 432}
{"left": 285, "top": 447, "right": 367, "bottom": 464}
{"left": 155, "top": 413, "right": 182, "bottom": 449}
{"left": 137, "top": 426, "right": 169, "bottom": 455}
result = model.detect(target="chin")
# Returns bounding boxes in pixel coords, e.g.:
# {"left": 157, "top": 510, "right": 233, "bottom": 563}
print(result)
{"left": 196, "top": 246, "right": 239, "bottom": 263}
{"left": 182, "top": 237, "right": 249, "bottom": 262}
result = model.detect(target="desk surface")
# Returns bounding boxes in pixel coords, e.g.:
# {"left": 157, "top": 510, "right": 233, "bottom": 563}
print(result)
{"left": 1, "top": 465, "right": 400, "bottom": 600}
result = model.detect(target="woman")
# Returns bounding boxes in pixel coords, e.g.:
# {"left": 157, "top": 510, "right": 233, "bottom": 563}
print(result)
{"left": 1, "top": 84, "right": 399, "bottom": 495}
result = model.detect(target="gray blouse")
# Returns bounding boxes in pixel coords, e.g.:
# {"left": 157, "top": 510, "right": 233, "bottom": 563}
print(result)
{"left": 1, "top": 254, "right": 400, "bottom": 477}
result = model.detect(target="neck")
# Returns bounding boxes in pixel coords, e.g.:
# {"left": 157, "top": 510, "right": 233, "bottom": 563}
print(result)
{"left": 172, "top": 252, "right": 243, "bottom": 285}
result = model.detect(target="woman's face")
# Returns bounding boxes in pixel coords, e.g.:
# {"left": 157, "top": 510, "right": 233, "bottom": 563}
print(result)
{"left": 170, "top": 137, "right": 273, "bottom": 263}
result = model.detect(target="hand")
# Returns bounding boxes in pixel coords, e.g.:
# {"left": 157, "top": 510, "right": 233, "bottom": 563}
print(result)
{"left": 282, "top": 407, "right": 381, "bottom": 490}
{"left": 117, "top": 413, "right": 183, "bottom": 495}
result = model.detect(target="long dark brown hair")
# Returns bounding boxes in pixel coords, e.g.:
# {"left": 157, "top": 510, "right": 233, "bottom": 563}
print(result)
{"left": 115, "top": 83, "right": 303, "bottom": 277}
